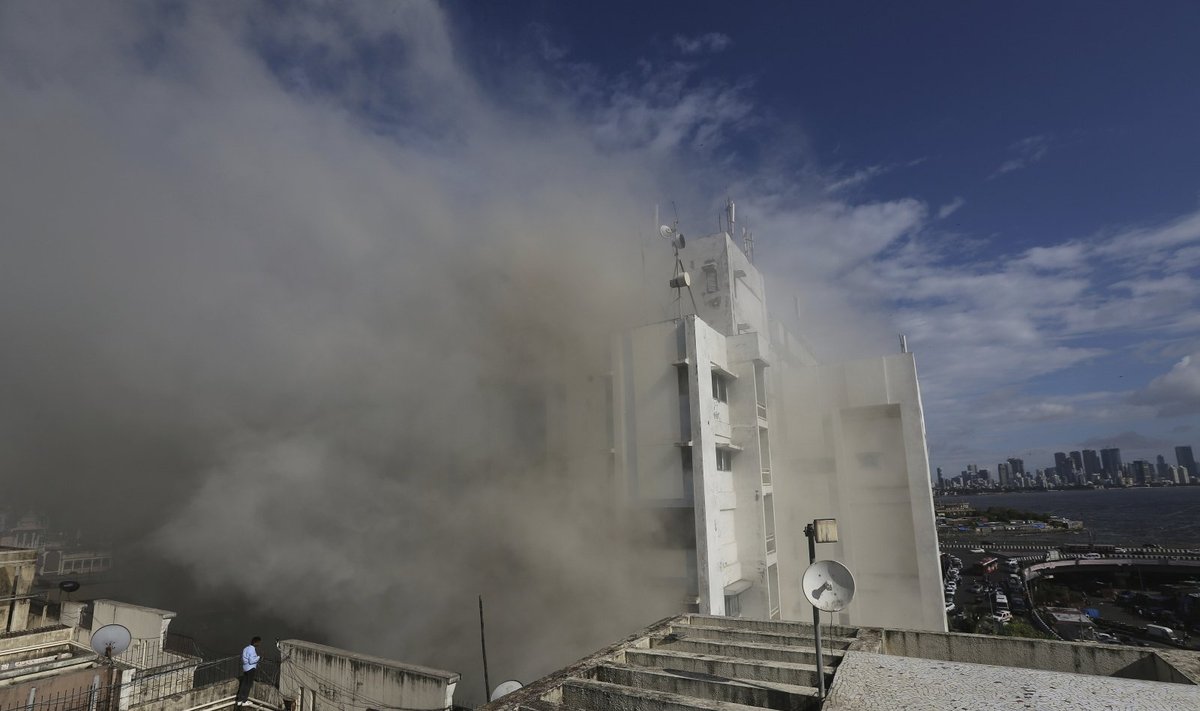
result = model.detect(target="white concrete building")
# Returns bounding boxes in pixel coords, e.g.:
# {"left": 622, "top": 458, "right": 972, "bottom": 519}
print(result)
{"left": 593, "top": 230, "right": 944, "bottom": 632}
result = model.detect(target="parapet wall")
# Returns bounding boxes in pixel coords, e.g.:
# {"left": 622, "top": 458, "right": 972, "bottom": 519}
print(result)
{"left": 879, "top": 628, "right": 1198, "bottom": 684}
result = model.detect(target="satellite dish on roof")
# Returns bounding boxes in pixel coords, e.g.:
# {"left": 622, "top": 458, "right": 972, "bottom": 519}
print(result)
{"left": 59, "top": 580, "right": 80, "bottom": 593}
{"left": 90, "top": 624, "right": 132, "bottom": 659}
{"left": 659, "top": 224, "right": 685, "bottom": 250}
{"left": 802, "top": 560, "right": 856, "bottom": 612}
{"left": 489, "top": 680, "right": 523, "bottom": 701}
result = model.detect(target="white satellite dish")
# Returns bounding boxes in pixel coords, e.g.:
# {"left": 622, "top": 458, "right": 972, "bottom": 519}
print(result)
{"left": 802, "top": 560, "right": 856, "bottom": 612}
{"left": 90, "top": 624, "right": 132, "bottom": 659}
{"left": 489, "top": 680, "right": 523, "bottom": 701}
{"left": 659, "top": 224, "right": 686, "bottom": 250}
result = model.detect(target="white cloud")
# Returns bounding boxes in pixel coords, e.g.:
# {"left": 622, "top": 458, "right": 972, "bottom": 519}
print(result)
{"left": 1130, "top": 354, "right": 1200, "bottom": 417}
{"left": 673, "top": 32, "right": 732, "bottom": 54}
{"left": 990, "top": 134, "right": 1051, "bottom": 178}
{"left": 936, "top": 197, "right": 965, "bottom": 219}
{"left": 825, "top": 164, "right": 890, "bottom": 193}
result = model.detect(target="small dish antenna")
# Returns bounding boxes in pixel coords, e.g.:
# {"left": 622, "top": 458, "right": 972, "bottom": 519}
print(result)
{"left": 802, "top": 560, "right": 856, "bottom": 612}
{"left": 489, "top": 680, "right": 523, "bottom": 701}
{"left": 659, "top": 224, "right": 686, "bottom": 250}
{"left": 58, "top": 580, "right": 80, "bottom": 600}
{"left": 90, "top": 624, "right": 132, "bottom": 660}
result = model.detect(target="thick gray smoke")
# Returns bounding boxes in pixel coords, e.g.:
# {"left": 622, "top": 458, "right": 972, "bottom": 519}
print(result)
{"left": 0, "top": 3, "right": 921, "bottom": 704}
{"left": 0, "top": 3, "right": 697, "bottom": 702}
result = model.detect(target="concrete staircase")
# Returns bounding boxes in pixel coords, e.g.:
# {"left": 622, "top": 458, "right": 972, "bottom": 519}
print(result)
{"left": 549, "top": 616, "right": 859, "bottom": 711}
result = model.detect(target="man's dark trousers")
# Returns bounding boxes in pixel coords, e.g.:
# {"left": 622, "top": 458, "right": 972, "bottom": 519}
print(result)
{"left": 236, "top": 667, "right": 256, "bottom": 704}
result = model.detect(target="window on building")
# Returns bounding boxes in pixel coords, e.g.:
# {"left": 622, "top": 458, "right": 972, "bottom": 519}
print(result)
{"left": 711, "top": 373, "right": 728, "bottom": 403}
{"left": 716, "top": 448, "right": 733, "bottom": 472}
{"left": 703, "top": 265, "right": 719, "bottom": 293}
{"left": 724, "top": 593, "right": 742, "bottom": 618}
{"left": 764, "top": 494, "right": 776, "bottom": 553}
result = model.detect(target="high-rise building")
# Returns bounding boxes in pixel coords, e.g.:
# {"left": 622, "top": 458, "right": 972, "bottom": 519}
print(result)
{"left": 936, "top": 466, "right": 944, "bottom": 491}
{"left": 591, "top": 230, "right": 944, "bottom": 632}
{"left": 1157, "top": 455, "right": 1170, "bottom": 481}
{"left": 1007, "top": 457, "right": 1025, "bottom": 475}
{"left": 1100, "top": 448, "right": 1123, "bottom": 477}
{"left": 1130, "top": 460, "right": 1154, "bottom": 485}
{"left": 997, "top": 462, "right": 1010, "bottom": 487}
{"left": 1069, "top": 451, "right": 1083, "bottom": 476}
{"left": 1177, "top": 446, "right": 1198, "bottom": 480}
{"left": 1082, "top": 449, "right": 1101, "bottom": 476}
{"left": 1053, "top": 452, "right": 1072, "bottom": 480}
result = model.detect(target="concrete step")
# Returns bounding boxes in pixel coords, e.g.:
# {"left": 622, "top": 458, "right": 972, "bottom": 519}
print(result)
{"left": 655, "top": 637, "right": 847, "bottom": 668}
{"left": 623, "top": 648, "right": 831, "bottom": 689}
{"left": 594, "top": 662, "right": 820, "bottom": 711}
{"left": 682, "top": 614, "right": 859, "bottom": 639}
{"left": 561, "top": 678, "right": 769, "bottom": 711}
{"left": 668, "top": 623, "right": 858, "bottom": 650}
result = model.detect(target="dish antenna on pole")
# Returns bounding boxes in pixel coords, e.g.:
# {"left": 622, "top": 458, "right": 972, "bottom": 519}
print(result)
{"left": 802, "top": 560, "right": 856, "bottom": 612}
{"left": 659, "top": 223, "right": 686, "bottom": 250}
{"left": 658, "top": 214, "right": 697, "bottom": 317}
{"left": 90, "top": 624, "right": 132, "bottom": 661}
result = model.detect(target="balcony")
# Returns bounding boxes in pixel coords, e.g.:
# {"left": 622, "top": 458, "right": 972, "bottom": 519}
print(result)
{"left": 766, "top": 533, "right": 776, "bottom": 554}
{"left": 757, "top": 402, "right": 767, "bottom": 419}
{"left": 761, "top": 467, "right": 771, "bottom": 485}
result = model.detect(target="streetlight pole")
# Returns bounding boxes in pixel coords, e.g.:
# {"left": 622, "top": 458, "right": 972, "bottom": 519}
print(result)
{"left": 804, "top": 523, "right": 826, "bottom": 699}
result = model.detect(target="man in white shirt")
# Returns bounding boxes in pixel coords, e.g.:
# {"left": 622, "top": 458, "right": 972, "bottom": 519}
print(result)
{"left": 236, "top": 636, "right": 262, "bottom": 706}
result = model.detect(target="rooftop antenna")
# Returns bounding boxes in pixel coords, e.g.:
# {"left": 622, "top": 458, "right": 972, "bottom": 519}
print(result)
{"left": 660, "top": 218, "right": 698, "bottom": 318}
{"left": 742, "top": 226, "right": 754, "bottom": 263}
{"left": 802, "top": 559, "right": 856, "bottom": 700}
{"left": 90, "top": 624, "right": 132, "bottom": 663}
{"left": 899, "top": 334, "right": 909, "bottom": 353}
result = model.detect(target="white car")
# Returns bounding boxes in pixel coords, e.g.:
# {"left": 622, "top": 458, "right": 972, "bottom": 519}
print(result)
{"left": 970, "top": 548, "right": 986, "bottom": 554}
{"left": 945, "top": 602, "right": 956, "bottom": 613}
{"left": 992, "top": 611, "right": 1012, "bottom": 623}
{"left": 1082, "top": 552, "right": 1102, "bottom": 559}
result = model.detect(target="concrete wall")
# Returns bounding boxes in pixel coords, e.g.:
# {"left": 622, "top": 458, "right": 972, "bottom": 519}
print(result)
{"left": 279, "top": 639, "right": 459, "bottom": 711}
{"left": 880, "top": 628, "right": 1197, "bottom": 684}
{"left": 0, "top": 662, "right": 115, "bottom": 709}
{"left": 0, "top": 547, "right": 37, "bottom": 633}
{"left": 770, "top": 353, "right": 945, "bottom": 632}
{"left": 88, "top": 600, "right": 179, "bottom": 668}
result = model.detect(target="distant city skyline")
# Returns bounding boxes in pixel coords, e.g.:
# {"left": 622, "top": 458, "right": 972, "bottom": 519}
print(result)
{"left": 938, "top": 443, "right": 1197, "bottom": 491}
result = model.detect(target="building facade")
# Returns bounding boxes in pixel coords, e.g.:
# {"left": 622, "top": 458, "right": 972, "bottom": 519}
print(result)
{"left": 595, "top": 232, "right": 944, "bottom": 632}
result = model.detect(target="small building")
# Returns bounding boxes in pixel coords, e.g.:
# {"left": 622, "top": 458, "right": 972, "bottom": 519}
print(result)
{"left": 0, "top": 546, "right": 37, "bottom": 634}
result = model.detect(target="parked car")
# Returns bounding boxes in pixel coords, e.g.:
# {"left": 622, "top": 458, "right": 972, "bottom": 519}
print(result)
{"left": 1094, "top": 633, "right": 1120, "bottom": 644}
{"left": 1114, "top": 547, "right": 1128, "bottom": 553}
{"left": 945, "top": 602, "right": 956, "bottom": 613}
{"left": 992, "top": 611, "right": 1013, "bottom": 623}
{"left": 1082, "top": 552, "right": 1102, "bottom": 559}
{"left": 969, "top": 548, "right": 985, "bottom": 554}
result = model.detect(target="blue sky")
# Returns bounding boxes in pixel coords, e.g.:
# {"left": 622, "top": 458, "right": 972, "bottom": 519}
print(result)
{"left": 440, "top": 1, "right": 1200, "bottom": 475}
{"left": 2, "top": 1, "right": 1199, "bottom": 484}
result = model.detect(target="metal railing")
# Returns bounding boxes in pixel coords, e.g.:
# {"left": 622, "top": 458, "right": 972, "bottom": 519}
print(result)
{"left": 0, "top": 655, "right": 280, "bottom": 711}
{"left": 757, "top": 402, "right": 767, "bottom": 419}
{"left": 765, "top": 534, "right": 776, "bottom": 554}
{"left": 761, "top": 467, "right": 771, "bottom": 485}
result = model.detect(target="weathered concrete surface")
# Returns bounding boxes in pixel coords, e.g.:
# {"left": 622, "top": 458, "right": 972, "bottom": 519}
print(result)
{"left": 280, "top": 639, "right": 459, "bottom": 711}
{"left": 593, "top": 662, "right": 819, "bottom": 710}
{"left": 668, "top": 621, "right": 857, "bottom": 649}
{"left": 824, "top": 651, "right": 1200, "bottom": 711}
{"left": 624, "top": 648, "right": 828, "bottom": 688}
{"left": 880, "top": 627, "right": 1197, "bottom": 683}
{"left": 562, "top": 678, "right": 766, "bottom": 711}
